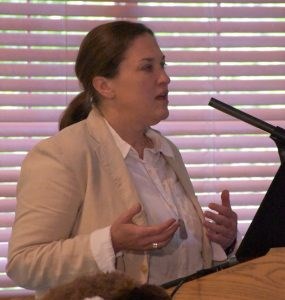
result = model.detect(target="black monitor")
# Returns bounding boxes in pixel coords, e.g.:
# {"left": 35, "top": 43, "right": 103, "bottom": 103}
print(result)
{"left": 235, "top": 162, "right": 285, "bottom": 262}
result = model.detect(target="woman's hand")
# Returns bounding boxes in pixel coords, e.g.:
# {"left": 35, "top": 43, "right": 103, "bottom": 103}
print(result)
{"left": 110, "top": 203, "right": 179, "bottom": 253}
{"left": 203, "top": 190, "right": 238, "bottom": 250}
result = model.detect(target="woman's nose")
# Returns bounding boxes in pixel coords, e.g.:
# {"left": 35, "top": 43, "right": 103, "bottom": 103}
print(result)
{"left": 159, "top": 69, "right": 171, "bottom": 85}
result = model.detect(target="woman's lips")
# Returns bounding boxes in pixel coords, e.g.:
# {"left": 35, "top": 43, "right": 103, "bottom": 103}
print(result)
{"left": 155, "top": 91, "right": 168, "bottom": 101}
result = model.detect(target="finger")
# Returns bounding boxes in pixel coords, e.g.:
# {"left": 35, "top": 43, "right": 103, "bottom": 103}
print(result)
{"left": 206, "top": 229, "right": 232, "bottom": 247}
{"left": 207, "top": 203, "right": 233, "bottom": 218}
{"left": 115, "top": 203, "right": 142, "bottom": 225}
{"left": 145, "top": 220, "right": 179, "bottom": 244}
{"left": 206, "top": 226, "right": 236, "bottom": 249}
{"left": 204, "top": 210, "right": 231, "bottom": 227}
{"left": 145, "top": 222, "right": 179, "bottom": 250}
{"left": 140, "top": 221, "right": 179, "bottom": 250}
{"left": 142, "top": 218, "right": 178, "bottom": 237}
{"left": 204, "top": 220, "right": 232, "bottom": 239}
{"left": 148, "top": 235, "right": 175, "bottom": 250}
{"left": 221, "top": 189, "right": 231, "bottom": 207}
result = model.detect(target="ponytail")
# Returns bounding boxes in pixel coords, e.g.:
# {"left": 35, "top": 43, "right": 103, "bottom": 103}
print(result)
{"left": 59, "top": 91, "right": 92, "bottom": 130}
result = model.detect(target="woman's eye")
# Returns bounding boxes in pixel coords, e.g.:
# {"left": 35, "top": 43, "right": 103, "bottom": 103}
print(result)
{"left": 161, "top": 61, "right": 167, "bottom": 69}
{"left": 142, "top": 64, "right": 153, "bottom": 72}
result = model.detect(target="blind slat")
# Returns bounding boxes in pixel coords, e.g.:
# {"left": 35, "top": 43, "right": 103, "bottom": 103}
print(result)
{"left": 0, "top": 139, "right": 40, "bottom": 152}
{"left": 168, "top": 65, "right": 285, "bottom": 77}
{"left": 0, "top": 165, "right": 279, "bottom": 183}
{"left": 0, "top": 193, "right": 273, "bottom": 210}
{"left": 169, "top": 80, "right": 285, "bottom": 92}
{"left": 2, "top": 63, "right": 285, "bottom": 77}
{"left": 2, "top": 121, "right": 285, "bottom": 137}
{"left": 1, "top": 3, "right": 285, "bottom": 18}
{"left": 1, "top": 93, "right": 284, "bottom": 107}
{"left": 1, "top": 78, "right": 284, "bottom": 92}
{"left": 170, "top": 135, "right": 276, "bottom": 149}
{"left": 0, "top": 229, "right": 11, "bottom": 243}
{"left": 193, "top": 178, "right": 273, "bottom": 193}
{"left": 0, "top": 135, "right": 277, "bottom": 152}
{"left": 1, "top": 107, "right": 285, "bottom": 122}
{"left": 187, "top": 165, "right": 279, "bottom": 179}
{"left": 0, "top": 215, "right": 14, "bottom": 228}
{"left": 3, "top": 34, "right": 285, "bottom": 48}
{"left": 2, "top": 49, "right": 285, "bottom": 63}
{"left": 0, "top": 185, "right": 272, "bottom": 211}
{"left": 169, "top": 94, "right": 285, "bottom": 106}
{"left": 168, "top": 108, "right": 285, "bottom": 122}
{"left": 0, "top": 200, "right": 16, "bottom": 212}
{"left": 198, "top": 193, "right": 266, "bottom": 207}
{"left": 0, "top": 123, "right": 57, "bottom": 137}
{"left": 0, "top": 150, "right": 280, "bottom": 168}
{"left": 1, "top": 18, "right": 285, "bottom": 33}
{"left": 155, "top": 120, "right": 285, "bottom": 135}
{"left": 181, "top": 151, "right": 280, "bottom": 164}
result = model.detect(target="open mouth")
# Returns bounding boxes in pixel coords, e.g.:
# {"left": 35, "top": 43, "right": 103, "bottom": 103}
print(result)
{"left": 155, "top": 91, "right": 168, "bottom": 100}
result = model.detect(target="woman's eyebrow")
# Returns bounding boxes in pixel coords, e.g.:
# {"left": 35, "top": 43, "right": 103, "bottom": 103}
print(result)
{"left": 140, "top": 57, "right": 154, "bottom": 63}
{"left": 140, "top": 55, "right": 165, "bottom": 62}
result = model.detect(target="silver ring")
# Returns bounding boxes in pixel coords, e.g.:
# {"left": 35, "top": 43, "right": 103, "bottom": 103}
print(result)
{"left": 152, "top": 242, "right": 158, "bottom": 249}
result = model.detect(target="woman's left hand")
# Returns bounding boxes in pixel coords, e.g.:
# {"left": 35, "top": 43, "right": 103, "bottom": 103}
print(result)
{"left": 203, "top": 190, "right": 238, "bottom": 250}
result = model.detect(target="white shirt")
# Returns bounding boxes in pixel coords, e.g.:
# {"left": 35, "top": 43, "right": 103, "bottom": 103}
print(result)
{"left": 90, "top": 123, "right": 208, "bottom": 284}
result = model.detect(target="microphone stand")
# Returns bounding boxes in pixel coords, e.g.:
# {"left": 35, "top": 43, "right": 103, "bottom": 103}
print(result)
{"left": 208, "top": 97, "right": 285, "bottom": 164}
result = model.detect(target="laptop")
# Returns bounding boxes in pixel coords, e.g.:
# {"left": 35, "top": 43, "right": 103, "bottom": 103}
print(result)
{"left": 161, "top": 162, "right": 285, "bottom": 289}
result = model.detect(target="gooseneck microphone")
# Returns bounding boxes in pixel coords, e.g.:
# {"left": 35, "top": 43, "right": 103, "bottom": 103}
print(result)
{"left": 209, "top": 98, "right": 276, "bottom": 134}
{"left": 208, "top": 97, "right": 285, "bottom": 163}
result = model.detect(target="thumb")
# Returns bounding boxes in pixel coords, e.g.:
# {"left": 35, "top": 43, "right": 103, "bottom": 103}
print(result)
{"left": 221, "top": 189, "right": 231, "bottom": 207}
{"left": 115, "top": 203, "right": 142, "bottom": 225}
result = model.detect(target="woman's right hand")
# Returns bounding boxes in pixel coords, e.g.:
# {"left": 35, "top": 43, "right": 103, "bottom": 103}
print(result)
{"left": 110, "top": 203, "right": 179, "bottom": 253}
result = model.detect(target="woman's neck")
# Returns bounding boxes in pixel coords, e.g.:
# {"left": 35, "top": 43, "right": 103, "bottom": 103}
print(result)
{"left": 107, "top": 119, "right": 153, "bottom": 159}
{"left": 98, "top": 106, "right": 153, "bottom": 158}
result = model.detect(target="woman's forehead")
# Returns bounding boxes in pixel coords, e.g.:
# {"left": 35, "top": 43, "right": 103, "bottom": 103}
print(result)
{"left": 124, "top": 34, "right": 164, "bottom": 62}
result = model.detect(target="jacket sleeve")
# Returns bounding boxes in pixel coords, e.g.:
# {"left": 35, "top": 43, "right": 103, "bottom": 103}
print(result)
{"left": 6, "top": 138, "right": 101, "bottom": 291}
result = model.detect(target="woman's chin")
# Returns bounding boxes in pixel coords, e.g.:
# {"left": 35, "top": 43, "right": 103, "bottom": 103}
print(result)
{"left": 149, "top": 110, "right": 169, "bottom": 126}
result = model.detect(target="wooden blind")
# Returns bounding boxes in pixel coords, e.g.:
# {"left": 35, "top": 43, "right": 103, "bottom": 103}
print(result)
{"left": 0, "top": 0, "right": 285, "bottom": 296}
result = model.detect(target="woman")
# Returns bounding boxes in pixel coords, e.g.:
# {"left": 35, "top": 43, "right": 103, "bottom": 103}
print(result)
{"left": 6, "top": 21, "right": 237, "bottom": 298}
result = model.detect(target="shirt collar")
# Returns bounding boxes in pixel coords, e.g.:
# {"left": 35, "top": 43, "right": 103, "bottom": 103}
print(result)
{"left": 104, "top": 120, "right": 174, "bottom": 159}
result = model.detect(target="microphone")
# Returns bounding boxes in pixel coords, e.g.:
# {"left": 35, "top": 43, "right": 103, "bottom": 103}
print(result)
{"left": 208, "top": 97, "right": 285, "bottom": 144}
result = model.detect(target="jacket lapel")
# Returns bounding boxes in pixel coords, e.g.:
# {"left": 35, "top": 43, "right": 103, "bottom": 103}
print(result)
{"left": 86, "top": 108, "right": 146, "bottom": 226}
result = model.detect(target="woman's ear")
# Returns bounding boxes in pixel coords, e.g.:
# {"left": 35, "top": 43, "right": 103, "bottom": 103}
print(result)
{"left": 92, "top": 76, "right": 115, "bottom": 99}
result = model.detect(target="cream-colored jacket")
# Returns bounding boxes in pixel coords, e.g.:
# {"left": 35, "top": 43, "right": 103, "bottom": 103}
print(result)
{"left": 6, "top": 108, "right": 212, "bottom": 296}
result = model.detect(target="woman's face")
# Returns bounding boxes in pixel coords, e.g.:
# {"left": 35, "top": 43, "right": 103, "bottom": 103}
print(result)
{"left": 104, "top": 33, "right": 171, "bottom": 129}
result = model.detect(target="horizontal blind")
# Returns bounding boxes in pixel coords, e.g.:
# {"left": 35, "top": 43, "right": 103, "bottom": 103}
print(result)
{"left": 1, "top": 0, "right": 285, "bottom": 296}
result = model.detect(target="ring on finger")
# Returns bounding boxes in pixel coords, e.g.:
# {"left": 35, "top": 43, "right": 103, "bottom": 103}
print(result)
{"left": 152, "top": 242, "right": 158, "bottom": 249}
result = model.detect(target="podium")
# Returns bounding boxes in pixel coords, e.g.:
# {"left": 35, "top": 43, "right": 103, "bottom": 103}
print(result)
{"left": 167, "top": 247, "right": 285, "bottom": 300}
{"left": 3, "top": 248, "right": 285, "bottom": 300}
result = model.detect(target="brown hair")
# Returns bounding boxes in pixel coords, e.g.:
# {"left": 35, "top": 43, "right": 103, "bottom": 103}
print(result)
{"left": 42, "top": 271, "right": 171, "bottom": 300}
{"left": 59, "top": 21, "right": 154, "bottom": 130}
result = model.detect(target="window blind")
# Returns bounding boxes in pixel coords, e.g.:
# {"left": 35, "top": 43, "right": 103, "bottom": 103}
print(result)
{"left": 0, "top": 0, "right": 285, "bottom": 296}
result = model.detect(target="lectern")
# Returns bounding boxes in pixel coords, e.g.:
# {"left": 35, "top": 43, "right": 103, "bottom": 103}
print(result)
{"left": 167, "top": 247, "right": 285, "bottom": 300}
